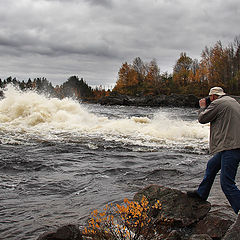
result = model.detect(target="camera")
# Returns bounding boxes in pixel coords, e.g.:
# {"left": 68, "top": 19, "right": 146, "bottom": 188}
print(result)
{"left": 205, "top": 96, "right": 211, "bottom": 107}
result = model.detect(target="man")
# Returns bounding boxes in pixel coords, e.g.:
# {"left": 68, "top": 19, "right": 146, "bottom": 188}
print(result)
{"left": 187, "top": 87, "right": 240, "bottom": 218}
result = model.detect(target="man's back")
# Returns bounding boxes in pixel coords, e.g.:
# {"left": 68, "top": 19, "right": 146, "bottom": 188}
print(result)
{"left": 198, "top": 96, "right": 240, "bottom": 154}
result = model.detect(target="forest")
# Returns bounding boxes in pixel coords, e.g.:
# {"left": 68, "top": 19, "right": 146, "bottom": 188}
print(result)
{"left": 113, "top": 36, "right": 240, "bottom": 97}
{"left": 1, "top": 36, "right": 240, "bottom": 99}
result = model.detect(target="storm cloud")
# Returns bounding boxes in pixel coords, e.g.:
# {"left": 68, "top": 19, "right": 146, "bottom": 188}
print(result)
{"left": 0, "top": 0, "right": 239, "bottom": 86}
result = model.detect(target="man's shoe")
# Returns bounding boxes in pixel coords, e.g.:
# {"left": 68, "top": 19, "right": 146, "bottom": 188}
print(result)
{"left": 222, "top": 213, "right": 240, "bottom": 240}
{"left": 187, "top": 190, "right": 204, "bottom": 200}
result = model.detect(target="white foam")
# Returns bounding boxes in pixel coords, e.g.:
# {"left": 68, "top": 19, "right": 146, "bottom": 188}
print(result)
{"left": 0, "top": 86, "right": 209, "bottom": 148}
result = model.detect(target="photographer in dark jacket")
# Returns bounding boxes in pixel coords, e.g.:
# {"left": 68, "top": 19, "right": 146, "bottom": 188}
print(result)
{"left": 188, "top": 87, "right": 240, "bottom": 238}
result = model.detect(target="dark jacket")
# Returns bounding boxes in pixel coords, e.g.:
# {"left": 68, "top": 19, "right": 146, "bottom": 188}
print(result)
{"left": 198, "top": 95, "right": 240, "bottom": 154}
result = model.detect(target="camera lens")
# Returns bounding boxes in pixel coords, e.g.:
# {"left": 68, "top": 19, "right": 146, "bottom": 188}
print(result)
{"left": 205, "top": 96, "right": 211, "bottom": 107}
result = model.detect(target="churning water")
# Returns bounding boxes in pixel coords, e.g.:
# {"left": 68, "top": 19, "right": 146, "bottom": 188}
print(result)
{"left": 0, "top": 86, "right": 235, "bottom": 239}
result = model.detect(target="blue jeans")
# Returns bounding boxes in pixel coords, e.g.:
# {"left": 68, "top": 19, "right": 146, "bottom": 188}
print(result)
{"left": 197, "top": 149, "right": 240, "bottom": 214}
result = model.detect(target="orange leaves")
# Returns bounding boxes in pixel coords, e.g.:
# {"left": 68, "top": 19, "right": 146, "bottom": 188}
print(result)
{"left": 114, "top": 58, "right": 162, "bottom": 96}
{"left": 114, "top": 62, "right": 140, "bottom": 95}
{"left": 173, "top": 52, "right": 194, "bottom": 88}
{"left": 82, "top": 196, "right": 169, "bottom": 239}
{"left": 113, "top": 36, "right": 240, "bottom": 97}
{"left": 116, "top": 197, "right": 149, "bottom": 224}
{"left": 153, "top": 199, "right": 161, "bottom": 210}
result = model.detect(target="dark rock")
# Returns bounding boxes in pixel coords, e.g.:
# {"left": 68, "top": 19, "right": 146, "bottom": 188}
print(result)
{"left": 37, "top": 224, "right": 82, "bottom": 240}
{"left": 222, "top": 213, "right": 240, "bottom": 240}
{"left": 166, "top": 230, "right": 182, "bottom": 240}
{"left": 98, "top": 93, "right": 132, "bottom": 106}
{"left": 194, "top": 209, "right": 235, "bottom": 239}
{"left": 133, "top": 185, "right": 211, "bottom": 227}
{"left": 98, "top": 93, "right": 200, "bottom": 108}
{"left": 36, "top": 185, "right": 238, "bottom": 240}
{"left": 37, "top": 231, "right": 56, "bottom": 240}
{"left": 189, "top": 234, "right": 212, "bottom": 240}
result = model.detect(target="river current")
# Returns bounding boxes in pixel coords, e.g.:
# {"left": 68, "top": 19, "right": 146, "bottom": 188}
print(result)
{"left": 0, "top": 87, "right": 237, "bottom": 239}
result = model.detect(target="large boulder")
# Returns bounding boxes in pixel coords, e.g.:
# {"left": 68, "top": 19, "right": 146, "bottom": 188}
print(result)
{"left": 222, "top": 212, "right": 240, "bottom": 240}
{"left": 194, "top": 208, "right": 235, "bottom": 239}
{"left": 37, "top": 224, "right": 82, "bottom": 240}
{"left": 134, "top": 185, "right": 211, "bottom": 227}
{"left": 133, "top": 185, "right": 237, "bottom": 239}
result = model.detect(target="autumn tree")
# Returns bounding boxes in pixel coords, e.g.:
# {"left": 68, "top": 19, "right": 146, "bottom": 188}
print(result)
{"left": 92, "top": 87, "right": 110, "bottom": 99}
{"left": 200, "top": 41, "right": 227, "bottom": 87}
{"left": 172, "top": 52, "right": 194, "bottom": 93}
{"left": 132, "top": 57, "right": 146, "bottom": 84}
{"left": 197, "top": 37, "right": 240, "bottom": 95}
{"left": 159, "top": 72, "right": 174, "bottom": 95}
{"left": 113, "top": 62, "right": 139, "bottom": 95}
{"left": 144, "top": 59, "right": 161, "bottom": 95}
{"left": 114, "top": 58, "right": 164, "bottom": 96}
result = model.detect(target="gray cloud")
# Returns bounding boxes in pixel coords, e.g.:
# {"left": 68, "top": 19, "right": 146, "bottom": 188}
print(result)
{"left": 84, "top": 0, "right": 113, "bottom": 7}
{"left": 0, "top": 0, "right": 239, "bottom": 86}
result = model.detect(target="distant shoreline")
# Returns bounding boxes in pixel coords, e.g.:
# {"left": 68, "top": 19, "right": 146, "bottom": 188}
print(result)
{"left": 85, "top": 94, "right": 240, "bottom": 108}
{"left": 87, "top": 93, "right": 200, "bottom": 108}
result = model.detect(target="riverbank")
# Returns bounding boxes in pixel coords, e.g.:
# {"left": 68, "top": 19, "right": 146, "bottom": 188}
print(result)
{"left": 37, "top": 185, "right": 237, "bottom": 240}
{"left": 91, "top": 93, "right": 200, "bottom": 108}
{"left": 84, "top": 93, "right": 240, "bottom": 108}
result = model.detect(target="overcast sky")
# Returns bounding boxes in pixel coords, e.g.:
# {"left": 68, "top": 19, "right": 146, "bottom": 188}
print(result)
{"left": 0, "top": 0, "right": 239, "bottom": 87}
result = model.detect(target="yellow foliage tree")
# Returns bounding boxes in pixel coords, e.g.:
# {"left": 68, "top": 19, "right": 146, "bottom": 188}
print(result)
{"left": 113, "top": 62, "right": 139, "bottom": 95}
{"left": 82, "top": 197, "right": 171, "bottom": 240}
{"left": 172, "top": 52, "right": 194, "bottom": 94}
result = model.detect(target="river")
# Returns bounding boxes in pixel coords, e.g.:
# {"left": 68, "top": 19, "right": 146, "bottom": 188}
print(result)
{"left": 0, "top": 86, "right": 235, "bottom": 239}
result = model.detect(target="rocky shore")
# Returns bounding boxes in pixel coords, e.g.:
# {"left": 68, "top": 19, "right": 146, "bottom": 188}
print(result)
{"left": 85, "top": 93, "right": 240, "bottom": 108}
{"left": 133, "top": 185, "right": 237, "bottom": 240}
{"left": 97, "top": 93, "right": 200, "bottom": 108}
{"left": 37, "top": 185, "right": 239, "bottom": 240}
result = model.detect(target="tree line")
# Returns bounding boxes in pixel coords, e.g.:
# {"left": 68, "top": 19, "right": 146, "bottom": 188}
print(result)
{"left": 1, "top": 35, "right": 240, "bottom": 99}
{"left": 0, "top": 76, "right": 109, "bottom": 100}
{"left": 114, "top": 36, "right": 240, "bottom": 97}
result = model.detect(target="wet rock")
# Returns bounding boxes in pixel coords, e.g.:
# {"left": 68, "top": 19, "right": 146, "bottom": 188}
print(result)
{"left": 194, "top": 208, "right": 235, "bottom": 239}
{"left": 222, "top": 213, "right": 240, "bottom": 240}
{"left": 189, "top": 234, "right": 212, "bottom": 240}
{"left": 133, "top": 185, "right": 211, "bottom": 227}
{"left": 37, "top": 224, "right": 82, "bottom": 240}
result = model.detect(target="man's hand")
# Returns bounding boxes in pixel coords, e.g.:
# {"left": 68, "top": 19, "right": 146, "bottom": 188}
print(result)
{"left": 199, "top": 98, "right": 207, "bottom": 108}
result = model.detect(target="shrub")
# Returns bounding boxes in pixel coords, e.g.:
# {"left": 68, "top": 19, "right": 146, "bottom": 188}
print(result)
{"left": 82, "top": 196, "right": 172, "bottom": 240}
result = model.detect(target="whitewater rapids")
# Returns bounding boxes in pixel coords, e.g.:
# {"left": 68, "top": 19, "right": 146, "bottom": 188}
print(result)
{"left": 0, "top": 86, "right": 209, "bottom": 152}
